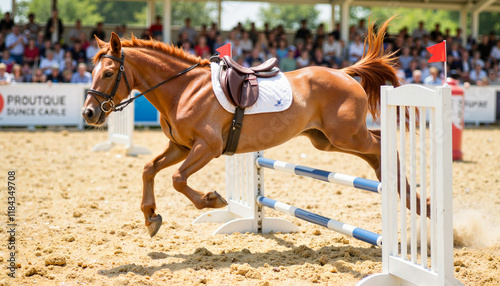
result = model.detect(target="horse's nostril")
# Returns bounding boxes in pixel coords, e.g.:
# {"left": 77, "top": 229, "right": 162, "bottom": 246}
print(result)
{"left": 84, "top": 108, "right": 94, "bottom": 119}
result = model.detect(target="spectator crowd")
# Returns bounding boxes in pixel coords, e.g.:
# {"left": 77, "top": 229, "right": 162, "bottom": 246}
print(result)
{"left": 1, "top": 10, "right": 499, "bottom": 86}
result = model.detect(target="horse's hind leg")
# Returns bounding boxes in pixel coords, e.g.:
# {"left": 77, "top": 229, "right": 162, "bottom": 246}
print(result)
{"left": 303, "top": 128, "right": 430, "bottom": 217}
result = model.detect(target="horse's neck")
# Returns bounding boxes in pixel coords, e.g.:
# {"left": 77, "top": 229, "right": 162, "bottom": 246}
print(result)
{"left": 127, "top": 48, "right": 204, "bottom": 115}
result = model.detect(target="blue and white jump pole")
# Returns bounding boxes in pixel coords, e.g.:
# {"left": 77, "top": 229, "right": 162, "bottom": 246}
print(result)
{"left": 257, "top": 195, "right": 382, "bottom": 247}
{"left": 255, "top": 157, "right": 382, "bottom": 194}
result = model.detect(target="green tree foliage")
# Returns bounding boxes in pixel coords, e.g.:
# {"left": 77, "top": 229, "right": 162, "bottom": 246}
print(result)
{"left": 95, "top": 1, "right": 146, "bottom": 25}
{"left": 18, "top": 0, "right": 215, "bottom": 28}
{"left": 258, "top": 4, "right": 320, "bottom": 30}
{"left": 479, "top": 12, "right": 500, "bottom": 35}
{"left": 25, "top": 0, "right": 102, "bottom": 26}
{"left": 128, "top": 1, "right": 217, "bottom": 26}
{"left": 350, "top": 7, "right": 460, "bottom": 36}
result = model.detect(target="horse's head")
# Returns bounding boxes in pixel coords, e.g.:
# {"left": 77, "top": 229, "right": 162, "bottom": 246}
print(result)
{"left": 82, "top": 32, "right": 132, "bottom": 126}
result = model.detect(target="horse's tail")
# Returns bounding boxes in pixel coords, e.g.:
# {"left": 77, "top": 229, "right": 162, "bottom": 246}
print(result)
{"left": 342, "top": 16, "right": 401, "bottom": 124}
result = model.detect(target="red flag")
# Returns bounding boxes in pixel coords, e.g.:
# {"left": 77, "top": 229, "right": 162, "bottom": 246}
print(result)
{"left": 427, "top": 41, "right": 446, "bottom": 63}
{"left": 216, "top": 43, "right": 232, "bottom": 58}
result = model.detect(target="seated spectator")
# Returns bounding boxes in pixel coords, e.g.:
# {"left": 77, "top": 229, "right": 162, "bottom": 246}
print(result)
{"left": 6, "top": 26, "right": 27, "bottom": 64}
{"left": 181, "top": 41, "right": 195, "bottom": 55}
{"left": 212, "top": 34, "right": 225, "bottom": 53}
{"left": 244, "top": 48, "right": 264, "bottom": 67}
{"left": 46, "top": 64, "right": 63, "bottom": 83}
{"left": 31, "top": 68, "right": 46, "bottom": 83}
{"left": 276, "top": 39, "right": 289, "bottom": 60}
{"left": 53, "top": 42, "right": 65, "bottom": 63}
{"left": 39, "top": 39, "right": 52, "bottom": 59}
{"left": 419, "top": 59, "right": 431, "bottom": 79}
{"left": 0, "top": 63, "right": 12, "bottom": 84}
{"left": 90, "top": 22, "right": 106, "bottom": 41}
{"left": 404, "top": 59, "right": 419, "bottom": 79}
{"left": 24, "top": 13, "right": 40, "bottom": 39}
{"left": 68, "top": 19, "right": 83, "bottom": 44}
{"left": 311, "top": 47, "right": 330, "bottom": 67}
{"left": 423, "top": 67, "right": 442, "bottom": 85}
{"left": 490, "top": 41, "right": 500, "bottom": 64}
{"left": 469, "top": 64, "right": 487, "bottom": 84}
{"left": 411, "top": 21, "right": 428, "bottom": 39}
{"left": 78, "top": 32, "right": 90, "bottom": 50}
{"left": 296, "top": 50, "right": 310, "bottom": 69}
{"left": 149, "top": 15, "right": 163, "bottom": 38}
{"left": 477, "top": 35, "right": 491, "bottom": 62}
{"left": 178, "top": 18, "right": 196, "bottom": 44}
{"left": 118, "top": 24, "right": 128, "bottom": 38}
{"left": 399, "top": 46, "right": 413, "bottom": 71}
{"left": 239, "top": 31, "right": 254, "bottom": 54}
{"left": 71, "top": 63, "right": 92, "bottom": 83}
{"left": 86, "top": 38, "right": 99, "bottom": 63}
{"left": 323, "top": 33, "right": 342, "bottom": 66}
{"left": 1, "top": 50, "right": 15, "bottom": 72}
{"left": 487, "top": 69, "right": 500, "bottom": 85}
{"left": 11, "top": 64, "right": 26, "bottom": 82}
{"left": 23, "top": 38, "right": 39, "bottom": 67}
{"left": 21, "top": 63, "right": 33, "bottom": 82}
{"left": 194, "top": 36, "right": 210, "bottom": 58}
{"left": 279, "top": 48, "right": 297, "bottom": 72}
{"left": 39, "top": 50, "right": 60, "bottom": 75}
{"left": 71, "top": 41, "right": 87, "bottom": 63}
{"left": 62, "top": 69, "right": 73, "bottom": 83}
{"left": 407, "top": 69, "right": 423, "bottom": 84}
{"left": 348, "top": 34, "right": 364, "bottom": 63}
{"left": 61, "top": 56, "right": 76, "bottom": 73}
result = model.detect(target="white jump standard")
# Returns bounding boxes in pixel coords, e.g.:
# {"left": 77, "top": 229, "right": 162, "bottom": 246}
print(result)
{"left": 193, "top": 151, "right": 383, "bottom": 247}
{"left": 195, "top": 84, "right": 463, "bottom": 286}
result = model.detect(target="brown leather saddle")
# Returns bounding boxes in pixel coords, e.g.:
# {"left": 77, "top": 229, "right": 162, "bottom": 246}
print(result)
{"left": 219, "top": 55, "right": 279, "bottom": 108}
{"left": 212, "top": 55, "right": 280, "bottom": 156}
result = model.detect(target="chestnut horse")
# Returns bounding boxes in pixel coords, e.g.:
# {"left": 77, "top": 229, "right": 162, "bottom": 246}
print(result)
{"left": 83, "top": 17, "right": 428, "bottom": 237}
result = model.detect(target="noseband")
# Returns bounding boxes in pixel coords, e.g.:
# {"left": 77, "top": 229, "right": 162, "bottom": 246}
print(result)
{"left": 87, "top": 51, "right": 131, "bottom": 113}
{"left": 86, "top": 50, "right": 199, "bottom": 113}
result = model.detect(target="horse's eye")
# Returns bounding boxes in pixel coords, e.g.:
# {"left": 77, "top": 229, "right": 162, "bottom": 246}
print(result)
{"left": 104, "top": 72, "right": 113, "bottom": 78}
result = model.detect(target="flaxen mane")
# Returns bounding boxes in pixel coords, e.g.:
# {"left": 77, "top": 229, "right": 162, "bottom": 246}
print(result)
{"left": 93, "top": 35, "right": 211, "bottom": 66}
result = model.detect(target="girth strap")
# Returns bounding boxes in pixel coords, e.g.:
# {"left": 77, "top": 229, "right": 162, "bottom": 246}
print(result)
{"left": 222, "top": 106, "right": 245, "bottom": 156}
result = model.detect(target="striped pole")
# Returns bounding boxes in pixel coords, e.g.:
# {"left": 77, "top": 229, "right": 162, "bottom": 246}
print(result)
{"left": 257, "top": 196, "right": 382, "bottom": 247}
{"left": 256, "top": 157, "right": 382, "bottom": 194}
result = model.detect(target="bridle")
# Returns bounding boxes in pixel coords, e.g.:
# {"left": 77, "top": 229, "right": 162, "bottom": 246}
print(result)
{"left": 86, "top": 50, "right": 199, "bottom": 113}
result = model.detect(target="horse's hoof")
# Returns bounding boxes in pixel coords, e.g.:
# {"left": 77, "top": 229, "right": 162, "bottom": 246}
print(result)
{"left": 213, "top": 191, "right": 228, "bottom": 205}
{"left": 147, "top": 214, "right": 162, "bottom": 238}
{"left": 210, "top": 191, "right": 228, "bottom": 207}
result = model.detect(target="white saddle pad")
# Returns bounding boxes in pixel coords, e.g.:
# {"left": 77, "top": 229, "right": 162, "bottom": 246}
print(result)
{"left": 210, "top": 62, "right": 293, "bottom": 114}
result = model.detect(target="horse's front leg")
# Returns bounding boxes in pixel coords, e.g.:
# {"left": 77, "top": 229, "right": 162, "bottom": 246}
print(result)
{"left": 172, "top": 140, "right": 228, "bottom": 209}
{"left": 142, "top": 141, "right": 189, "bottom": 237}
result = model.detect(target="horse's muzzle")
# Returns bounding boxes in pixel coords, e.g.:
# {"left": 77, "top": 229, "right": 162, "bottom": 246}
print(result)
{"left": 82, "top": 106, "right": 105, "bottom": 126}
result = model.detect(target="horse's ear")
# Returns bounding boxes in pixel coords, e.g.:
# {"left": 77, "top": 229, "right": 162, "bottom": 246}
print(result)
{"left": 109, "top": 32, "right": 122, "bottom": 54}
{"left": 95, "top": 35, "right": 106, "bottom": 49}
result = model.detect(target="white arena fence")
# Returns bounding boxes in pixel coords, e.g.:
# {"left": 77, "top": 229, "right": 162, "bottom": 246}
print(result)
{"left": 194, "top": 84, "right": 463, "bottom": 286}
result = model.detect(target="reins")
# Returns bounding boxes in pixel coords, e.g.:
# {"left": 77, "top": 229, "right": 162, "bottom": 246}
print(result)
{"left": 87, "top": 50, "right": 200, "bottom": 113}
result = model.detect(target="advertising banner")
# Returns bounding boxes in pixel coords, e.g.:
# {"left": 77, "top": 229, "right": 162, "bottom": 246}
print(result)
{"left": 0, "top": 83, "right": 89, "bottom": 128}
{"left": 463, "top": 86, "right": 498, "bottom": 124}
